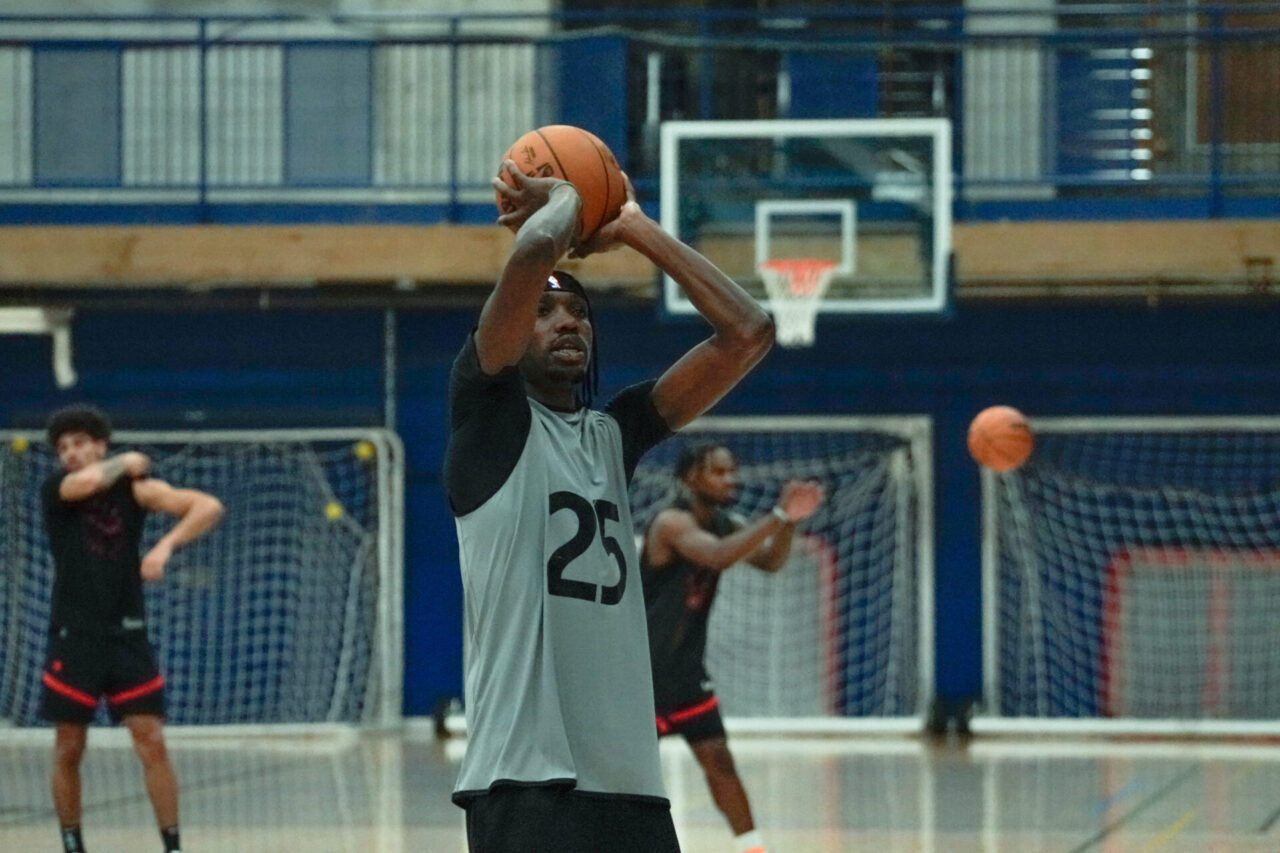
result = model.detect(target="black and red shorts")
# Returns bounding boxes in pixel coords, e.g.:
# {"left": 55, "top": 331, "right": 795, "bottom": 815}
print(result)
{"left": 654, "top": 692, "right": 726, "bottom": 744}
{"left": 40, "top": 626, "right": 165, "bottom": 724}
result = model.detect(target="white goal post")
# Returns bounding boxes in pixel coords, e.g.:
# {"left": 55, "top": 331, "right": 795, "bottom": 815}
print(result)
{"left": 975, "top": 416, "right": 1280, "bottom": 737}
{"left": 0, "top": 428, "right": 404, "bottom": 732}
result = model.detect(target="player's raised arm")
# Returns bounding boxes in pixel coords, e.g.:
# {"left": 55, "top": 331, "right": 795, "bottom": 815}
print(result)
{"left": 649, "top": 507, "right": 789, "bottom": 574}
{"left": 132, "top": 479, "right": 224, "bottom": 581}
{"left": 57, "top": 451, "right": 150, "bottom": 502}
{"left": 475, "top": 160, "right": 583, "bottom": 375}
{"left": 576, "top": 177, "right": 774, "bottom": 430}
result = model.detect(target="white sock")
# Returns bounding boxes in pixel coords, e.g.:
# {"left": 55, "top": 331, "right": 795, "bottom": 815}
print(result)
{"left": 735, "top": 828, "right": 766, "bottom": 853}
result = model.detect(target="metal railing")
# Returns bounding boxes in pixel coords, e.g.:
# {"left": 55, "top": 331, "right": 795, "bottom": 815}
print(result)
{"left": 0, "top": 5, "right": 1276, "bottom": 223}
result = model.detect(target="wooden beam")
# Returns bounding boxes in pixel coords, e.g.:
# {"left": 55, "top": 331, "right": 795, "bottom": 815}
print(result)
{"left": 952, "top": 220, "right": 1280, "bottom": 283}
{"left": 0, "top": 220, "right": 1276, "bottom": 289}
{"left": 0, "top": 225, "right": 657, "bottom": 287}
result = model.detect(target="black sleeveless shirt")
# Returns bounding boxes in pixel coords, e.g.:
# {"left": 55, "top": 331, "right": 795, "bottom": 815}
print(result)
{"left": 42, "top": 473, "right": 148, "bottom": 633}
{"left": 640, "top": 500, "right": 740, "bottom": 694}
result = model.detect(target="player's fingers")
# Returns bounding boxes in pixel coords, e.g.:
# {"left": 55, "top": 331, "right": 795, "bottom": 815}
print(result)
{"left": 502, "top": 160, "right": 528, "bottom": 186}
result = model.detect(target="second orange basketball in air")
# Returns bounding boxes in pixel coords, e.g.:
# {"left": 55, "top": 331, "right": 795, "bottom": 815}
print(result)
{"left": 968, "top": 406, "right": 1034, "bottom": 472}
{"left": 496, "top": 125, "right": 627, "bottom": 243}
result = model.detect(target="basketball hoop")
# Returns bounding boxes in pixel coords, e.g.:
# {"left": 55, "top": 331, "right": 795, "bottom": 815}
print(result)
{"left": 758, "top": 259, "right": 836, "bottom": 348}
{"left": 0, "top": 307, "right": 76, "bottom": 388}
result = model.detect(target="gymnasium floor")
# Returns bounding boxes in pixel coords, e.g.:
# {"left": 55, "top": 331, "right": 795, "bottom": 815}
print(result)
{"left": 3, "top": 727, "right": 1279, "bottom": 852}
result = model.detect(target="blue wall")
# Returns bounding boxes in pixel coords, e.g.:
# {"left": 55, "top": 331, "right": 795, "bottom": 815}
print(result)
{"left": 4, "top": 299, "right": 1279, "bottom": 714}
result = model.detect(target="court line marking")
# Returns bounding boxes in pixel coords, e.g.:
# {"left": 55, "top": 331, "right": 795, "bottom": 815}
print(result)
{"left": 0, "top": 753, "right": 317, "bottom": 827}
{"left": 1091, "top": 776, "right": 1145, "bottom": 817}
{"left": 1140, "top": 808, "right": 1196, "bottom": 853}
{"left": 1256, "top": 802, "right": 1280, "bottom": 833}
{"left": 1062, "top": 765, "right": 1198, "bottom": 853}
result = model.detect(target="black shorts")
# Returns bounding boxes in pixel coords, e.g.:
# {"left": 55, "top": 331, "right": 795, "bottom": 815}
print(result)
{"left": 463, "top": 785, "right": 681, "bottom": 853}
{"left": 655, "top": 692, "right": 726, "bottom": 744}
{"left": 40, "top": 627, "right": 165, "bottom": 724}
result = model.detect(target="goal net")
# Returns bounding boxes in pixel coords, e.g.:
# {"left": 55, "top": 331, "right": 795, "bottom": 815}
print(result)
{"left": 980, "top": 417, "right": 1280, "bottom": 733}
{"left": 629, "top": 416, "right": 933, "bottom": 731}
{"left": 0, "top": 430, "right": 403, "bottom": 729}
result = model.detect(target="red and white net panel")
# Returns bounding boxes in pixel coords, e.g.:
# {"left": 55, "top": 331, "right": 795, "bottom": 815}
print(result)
{"left": 1102, "top": 547, "right": 1280, "bottom": 719}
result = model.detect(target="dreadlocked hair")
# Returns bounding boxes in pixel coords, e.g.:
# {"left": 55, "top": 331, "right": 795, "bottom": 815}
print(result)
{"left": 575, "top": 327, "right": 600, "bottom": 409}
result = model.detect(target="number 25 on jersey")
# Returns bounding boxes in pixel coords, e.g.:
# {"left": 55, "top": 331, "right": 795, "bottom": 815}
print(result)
{"left": 546, "top": 491, "right": 627, "bottom": 605}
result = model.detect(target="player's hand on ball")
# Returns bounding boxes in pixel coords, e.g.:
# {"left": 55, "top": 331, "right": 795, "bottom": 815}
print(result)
{"left": 777, "top": 480, "right": 825, "bottom": 523}
{"left": 121, "top": 451, "right": 151, "bottom": 479}
{"left": 140, "top": 541, "right": 171, "bottom": 582}
{"left": 492, "top": 160, "right": 581, "bottom": 235}
{"left": 569, "top": 173, "right": 639, "bottom": 259}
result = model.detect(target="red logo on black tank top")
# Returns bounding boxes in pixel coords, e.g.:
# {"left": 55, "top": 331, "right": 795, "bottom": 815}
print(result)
{"left": 52, "top": 660, "right": 62, "bottom": 672}
{"left": 81, "top": 497, "right": 126, "bottom": 560}
{"left": 683, "top": 568, "right": 719, "bottom": 614}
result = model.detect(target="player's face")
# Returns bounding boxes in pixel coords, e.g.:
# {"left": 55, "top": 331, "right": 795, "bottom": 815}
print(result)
{"left": 689, "top": 448, "right": 738, "bottom": 506}
{"left": 522, "top": 290, "right": 593, "bottom": 387}
{"left": 55, "top": 431, "right": 107, "bottom": 473}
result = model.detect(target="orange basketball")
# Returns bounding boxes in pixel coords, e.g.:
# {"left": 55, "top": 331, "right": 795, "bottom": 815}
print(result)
{"left": 495, "top": 124, "right": 626, "bottom": 242}
{"left": 968, "top": 406, "right": 1034, "bottom": 472}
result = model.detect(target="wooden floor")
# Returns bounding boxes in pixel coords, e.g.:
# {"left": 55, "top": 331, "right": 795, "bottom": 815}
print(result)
{"left": 3, "top": 727, "right": 1280, "bottom": 852}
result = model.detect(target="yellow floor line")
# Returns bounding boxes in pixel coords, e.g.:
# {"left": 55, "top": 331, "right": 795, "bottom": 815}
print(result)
{"left": 1140, "top": 809, "right": 1197, "bottom": 853}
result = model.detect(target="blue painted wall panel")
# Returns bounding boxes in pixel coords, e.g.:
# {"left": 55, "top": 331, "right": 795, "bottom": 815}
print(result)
{"left": 784, "top": 52, "right": 879, "bottom": 119}
{"left": 556, "top": 37, "right": 629, "bottom": 169}
{"left": 3, "top": 302, "right": 1280, "bottom": 714}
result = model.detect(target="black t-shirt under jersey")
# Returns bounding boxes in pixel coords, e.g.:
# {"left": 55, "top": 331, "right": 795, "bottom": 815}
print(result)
{"left": 42, "top": 473, "right": 148, "bottom": 633}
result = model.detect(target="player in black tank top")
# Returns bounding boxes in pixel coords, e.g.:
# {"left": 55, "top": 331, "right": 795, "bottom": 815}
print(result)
{"left": 640, "top": 444, "right": 824, "bottom": 853}
{"left": 40, "top": 406, "right": 224, "bottom": 853}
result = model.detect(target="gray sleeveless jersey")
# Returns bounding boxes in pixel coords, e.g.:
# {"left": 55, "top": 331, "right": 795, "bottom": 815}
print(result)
{"left": 445, "top": 336, "right": 670, "bottom": 803}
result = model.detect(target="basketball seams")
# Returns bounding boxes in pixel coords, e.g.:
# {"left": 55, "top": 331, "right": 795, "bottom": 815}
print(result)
{"left": 972, "top": 431, "right": 1012, "bottom": 470}
{"left": 582, "top": 132, "right": 615, "bottom": 238}
{"left": 969, "top": 407, "right": 1033, "bottom": 471}
{"left": 533, "top": 128, "right": 570, "bottom": 181}
{"left": 536, "top": 127, "right": 597, "bottom": 239}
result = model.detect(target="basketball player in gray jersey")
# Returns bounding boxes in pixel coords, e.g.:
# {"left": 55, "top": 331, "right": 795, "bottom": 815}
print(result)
{"left": 444, "top": 161, "right": 774, "bottom": 852}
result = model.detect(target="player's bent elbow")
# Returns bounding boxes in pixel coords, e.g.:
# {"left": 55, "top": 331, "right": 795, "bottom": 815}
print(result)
{"left": 728, "top": 312, "right": 775, "bottom": 361}
{"left": 204, "top": 495, "right": 225, "bottom": 521}
{"left": 755, "top": 312, "right": 777, "bottom": 350}
{"left": 510, "top": 224, "right": 566, "bottom": 268}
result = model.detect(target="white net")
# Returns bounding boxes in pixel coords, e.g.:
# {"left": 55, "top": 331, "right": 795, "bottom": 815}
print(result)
{"left": 629, "top": 417, "right": 931, "bottom": 723}
{"left": 985, "top": 419, "right": 1280, "bottom": 723}
{"left": 0, "top": 430, "right": 402, "bottom": 727}
{"left": 758, "top": 260, "right": 836, "bottom": 348}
